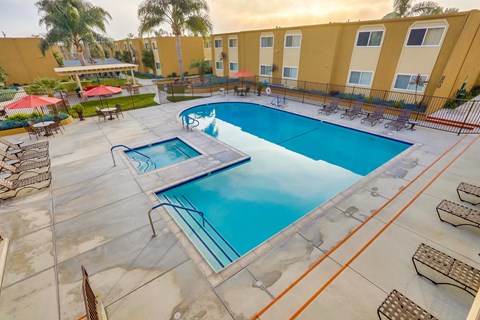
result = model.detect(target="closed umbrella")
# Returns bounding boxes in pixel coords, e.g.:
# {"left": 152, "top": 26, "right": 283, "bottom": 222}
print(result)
{"left": 83, "top": 85, "right": 123, "bottom": 108}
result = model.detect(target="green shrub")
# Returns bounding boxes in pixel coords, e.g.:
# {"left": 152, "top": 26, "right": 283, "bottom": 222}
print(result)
{"left": 7, "top": 113, "right": 33, "bottom": 121}
{"left": 443, "top": 99, "right": 458, "bottom": 109}
{"left": 469, "top": 85, "right": 480, "bottom": 97}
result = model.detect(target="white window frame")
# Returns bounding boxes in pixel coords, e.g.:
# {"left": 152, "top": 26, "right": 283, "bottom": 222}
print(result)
{"left": 229, "top": 62, "right": 238, "bottom": 71}
{"left": 405, "top": 26, "right": 446, "bottom": 47}
{"left": 348, "top": 70, "right": 374, "bottom": 87}
{"left": 152, "top": 42, "right": 157, "bottom": 50}
{"left": 393, "top": 73, "right": 429, "bottom": 92}
{"left": 282, "top": 66, "right": 298, "bottom": 80}
{"left": 260, "top": 64, "right": 272, "bottom": 76}
{"left": 214, "top": 39, "right": 222, "bottom": 48}
{"left": 355, "top": 30, "right": 384, "bottom": 47}
{"left": 228, "top": 38, "right": 238, "bottom": 48}
{"left": 155, "top": 62, "right": 160, "bottom": 70}
{"left": 284, "top": 34, "right": 302, "bottom": 48}
{"left": 260, "top": 36, "right": 274, "bottom": 48}
{"left": 215, "top": 61, "right": 223, "bottom": 70}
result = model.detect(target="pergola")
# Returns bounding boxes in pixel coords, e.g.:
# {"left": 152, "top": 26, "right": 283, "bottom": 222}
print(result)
{"left": 54, "top": 63, "right": 138, "bottom": 91}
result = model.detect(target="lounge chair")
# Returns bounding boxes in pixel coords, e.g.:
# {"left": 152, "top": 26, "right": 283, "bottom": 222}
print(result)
{"left": 318, "top": 98, "right": 340, "bottom": 115}
{"left": 340, "top": 101, "right": 363, "bottom": 120}
{"left": 115, "top": 104, "right": 124, "bottom": 119}
{"left": 436, "top": 199, "right": 480, "bottom": 229}
{"left": 384, "top": 109, "right": 412, "bottom": 131}
{"left": 412, "top": 243, "right": 479, "bottom": 296}
{"left": 377, "top": 289, "right": 438, "bottom": 320}
{"left": 361, "top": 106, "right": 385, "bottom": 126}
{"left": 0, "top": 171, "right": 51, "bottom": 199}
{"left": 457, "top": 182, "right": 480, "bottom": 205}
{"left": 0, "top": 148, "right": 49, "bottom": 162}
{"left": 96, "top": 110, "right": 107, "bottom": 122}
{"left": 0, "top": 138, "right": 48, "bottom": 152}
{"left": 0, "top": 159, "right": 51, "bottom": 177}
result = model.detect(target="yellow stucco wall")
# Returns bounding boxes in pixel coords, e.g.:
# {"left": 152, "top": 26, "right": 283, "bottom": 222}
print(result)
{"left": 0, "top": 38, "right": 61, "bottom": 85}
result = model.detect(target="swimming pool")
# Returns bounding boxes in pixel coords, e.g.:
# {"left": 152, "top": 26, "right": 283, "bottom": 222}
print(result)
{"left": 158, "top": 102, "right": 411, "bottom": 271}
{"left": 125, "top": 138, "right": 200, "bottom": 173}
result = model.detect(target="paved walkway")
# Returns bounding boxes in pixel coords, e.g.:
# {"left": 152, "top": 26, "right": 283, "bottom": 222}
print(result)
{"left": 0, "top": 95, "right": 478, "bottom": 320}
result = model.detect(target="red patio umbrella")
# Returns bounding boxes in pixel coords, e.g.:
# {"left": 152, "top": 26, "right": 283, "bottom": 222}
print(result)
{"left": 83, "top": 85, "right": 123, "bottom": 109}
{"left": 232, "top": 71, "right": 256, "bottom": 87}
{"left": 4, "top": 95, "right": 61, "bottom": 110}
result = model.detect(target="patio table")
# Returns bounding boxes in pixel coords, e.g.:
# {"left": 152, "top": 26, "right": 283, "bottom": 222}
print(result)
{"left": 101, "top": 108, "right": 116, "bottom": 120}
{"left": 33, "top": 121, "right": 54, "bottom": 136}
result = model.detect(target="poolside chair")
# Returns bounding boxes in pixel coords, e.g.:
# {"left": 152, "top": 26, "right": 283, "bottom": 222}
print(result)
{"left": 0, "top": 171, "right": 51, "bottom": 199}
{"left": 234, "top": 86, "right": 239, "bottom": 96}
{"left": 457, "top": 182, "right": 480, "bottom": 205}
{"left": 96, "top": 110, "right": 107, "bottom": 122}
{"left": 0, "top": 148, "right": 49, "bottom": 162}
{"left": 340, "top": 101, "right": 364, "bottom": 120}
{"left": 54, "top": 116, "right": 65, "bottom": 131}
{"left": 361, "top": 106, "right": 385, "bottom": 126}
{"left": 25, "top": 125, "right": 41, "bottom": 140}
{"left": 318, "top": 98, "right": 340, "bottom": 115}
{"left": 0, "top": 138, "right": 48, "bottom": 152}
{"left": 377, "top": 290, "right": 438, "bottom": 320}
{"left": 47, "top": 122, "right": 63, "bottom": 136}
{"left": 436, "top": 199, "right": 480, "bottom": 229}
{"left": 245, "top": 86, "right": 251, "bottom": 96}
{"left": 115, "top": 104, "right": 124, "bottom": 119}
{"left": 0, "top": 159, "right": 51, "bottom": 177}
{"left": 384, "top": 109, "right": 412, "bottom": 131}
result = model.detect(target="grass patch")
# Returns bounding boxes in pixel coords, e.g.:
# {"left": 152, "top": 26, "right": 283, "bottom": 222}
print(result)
{"left": 135, "top": 74, "right": 155, "bottom": 79}
{"left": 167, "top": 96, "right": 203, "bottom": 102}
{"left": 75, "top": 93, "right": 157, "bottom": 117}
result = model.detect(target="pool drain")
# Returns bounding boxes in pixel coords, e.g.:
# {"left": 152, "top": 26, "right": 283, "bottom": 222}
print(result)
{"left": 174, "top": 311, "right": 182, "bottom": 319}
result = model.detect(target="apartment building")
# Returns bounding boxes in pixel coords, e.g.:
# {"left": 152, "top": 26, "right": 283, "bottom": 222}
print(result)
{"left": 211, "top": 10, "right": 480, "bottom": 98}
{"left": 114, "top": 36, "right": 206, "bottom": 77}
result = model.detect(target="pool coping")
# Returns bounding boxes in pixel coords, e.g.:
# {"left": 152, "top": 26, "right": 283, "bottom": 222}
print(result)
{"left": 138, "top": 101, "right": 422, "bottom": 286}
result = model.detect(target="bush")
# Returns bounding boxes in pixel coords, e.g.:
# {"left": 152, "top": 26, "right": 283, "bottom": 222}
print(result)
{"left": 7, "top": 113, "right": 32, "bottom": 121}
{"left": 469, "top": 85, "right": 480, "bottom": 97}
{"left": 443, "top": 99, "right": 458, "bottom": 109}
{"left": 0, "top": 112, "right": 68, "bottom": 131}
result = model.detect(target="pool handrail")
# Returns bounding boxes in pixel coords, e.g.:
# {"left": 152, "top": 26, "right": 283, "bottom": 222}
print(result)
{"left": 110, "top": 144, "right": 151, "bottom": 167}
{"left": 182, "top": 115, "right": 200, "bottom": 130}
{"left": 148, "top": 202, "right": 206, "bottom": 237}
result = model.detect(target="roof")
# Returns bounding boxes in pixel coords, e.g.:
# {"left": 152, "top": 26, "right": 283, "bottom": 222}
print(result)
{"left": 54, "top": 63, "right": 138, "bottom": 75}
{"left": 63, "top": 58, "right": 122, "bottom": 67}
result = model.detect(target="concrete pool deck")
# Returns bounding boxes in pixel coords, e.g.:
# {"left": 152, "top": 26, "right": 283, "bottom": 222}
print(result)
{"left": 0, "top": 95, "right": 478, "bottom": 319}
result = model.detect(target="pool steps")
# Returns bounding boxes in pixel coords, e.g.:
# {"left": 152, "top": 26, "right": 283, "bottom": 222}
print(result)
{"left": 161, "top": 194, "right": 240, "bottom": 271}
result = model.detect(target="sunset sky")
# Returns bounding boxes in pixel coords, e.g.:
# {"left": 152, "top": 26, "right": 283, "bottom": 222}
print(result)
{"left": 0, "top": 0, "right": 478, "bottom": 39}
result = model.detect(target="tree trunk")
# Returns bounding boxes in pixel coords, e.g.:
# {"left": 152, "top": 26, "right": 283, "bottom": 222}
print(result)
{"left": 75, "top": 42, "right": 86, "bottom": 66}
{"left": 174, "top": 35, "right": 184, "bottom": 81}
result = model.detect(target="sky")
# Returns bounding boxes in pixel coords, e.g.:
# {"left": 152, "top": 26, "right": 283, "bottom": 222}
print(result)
{"left": 0, "top": 0, "right": 478, "bottom": 39}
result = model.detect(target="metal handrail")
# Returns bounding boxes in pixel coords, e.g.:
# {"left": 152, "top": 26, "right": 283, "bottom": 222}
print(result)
{"left": 148, "top": 202, "right": 205, "bottom": 237}
{"left": 110, "top": 144, "right": 151, "bottom": 167}
{"left": 182, "top": 115, "right": 200, "bottom": 130}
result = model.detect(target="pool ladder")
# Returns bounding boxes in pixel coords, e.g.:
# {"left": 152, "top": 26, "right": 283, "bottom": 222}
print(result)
{"left": 110, "top": 144, "right": 157, "bottom": 171}
{"left": 182, "top": 115, "right": 200, "bottom": 130}
{"left": 148, "top": 195, "right": 240, "bottom": 268}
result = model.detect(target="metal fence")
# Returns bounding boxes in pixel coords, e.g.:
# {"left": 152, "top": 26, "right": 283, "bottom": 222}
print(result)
{"left": 1, "top": 76, "right": 479, "bottom": 134}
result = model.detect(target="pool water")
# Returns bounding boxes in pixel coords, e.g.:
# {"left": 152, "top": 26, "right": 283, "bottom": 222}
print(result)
{"left": 125, "top": 138, "right": 200, "bottom": 173}
{"left": 158, "top": 102, "right": 411, "bottom": 271}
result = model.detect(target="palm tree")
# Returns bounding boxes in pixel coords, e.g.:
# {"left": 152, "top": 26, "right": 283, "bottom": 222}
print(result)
{"left": 383, "top": 0, "right": 457, "bottom": 19}
{"left": 190, "top": 59, "right": 210, "bottom": 81}
{"left": 138, "top": 0, "right": 212, "bottom": 81}
{"left": 36, "top": 0, "right": 113, "bottom": 66}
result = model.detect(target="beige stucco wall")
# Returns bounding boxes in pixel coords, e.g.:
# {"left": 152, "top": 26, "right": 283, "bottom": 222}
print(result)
{"left": 213, "top": 36, "right": 224, "bottom": 77}
{"left": 259, "top": 32, "right": 274, "bottom": 76}
{"left": 282, "top": 30, "right": 302, "bottom": 79}
{"left": 228, "top": 36, "right": 238, "bottom": 76}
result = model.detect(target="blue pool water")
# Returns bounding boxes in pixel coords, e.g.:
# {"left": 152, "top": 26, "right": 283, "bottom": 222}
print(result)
{"left": 158, "top": 102, "right": 411, "bottom": 271}
{"left": 125, "top": 138, "right": 200, "bottom": 173}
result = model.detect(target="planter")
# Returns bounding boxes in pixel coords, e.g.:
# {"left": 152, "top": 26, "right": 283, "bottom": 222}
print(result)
{"left": 0, "top": 115, "right": 74, "bottom": 136}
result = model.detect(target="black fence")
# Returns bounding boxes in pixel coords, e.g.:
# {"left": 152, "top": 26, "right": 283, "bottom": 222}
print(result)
{"left": 1, "top": 76, "right": 479, "bottom": 135}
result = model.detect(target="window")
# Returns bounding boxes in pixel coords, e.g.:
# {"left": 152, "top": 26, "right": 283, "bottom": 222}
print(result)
{"left": 260, "top": 36, "right": 273, "bottom": 48}
{"left": 283, "top": 67, "right": 298, "bottom": 79}
{"left": 394, "top": 74, "right": 428, "bottom": 91}
{"left": 124, "top": 44, "right": 127, "bottom": 50}
{"left": 229, "top": 62, "right": 238, "bottom": 71}
{"left": 204, "top": 40, "right": 211, "bottom": 48}
{"left": 348, "top": 71, "right": 373, "bottom": 86}
{"left": 285, "top": 35, "right": 301, "bottom": 48}
{"left": 152, "top": 42, "right": 157, "bottom": 49}
{"left": 215, "top": 61, "right": 223, "bottom": 69}
{"left": 214, "top": 39, "right": 222, "bottom": 48}
{"left": 260, "top": 65, "right": 272, "bottom": 76}
{"left": 156, "top": 63, "right": 160, "bottom": 70}
{"left": 229, "top": 38, "right": 237, "bottom": 48}
{"left": 407, "top": 27, "right": 444, "bottom": 46}
{"left": 144, "top": 43, "right": 149, "bottom": 50}
{"left": 356, "top": 31, "right": 383, "bottom": 47}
